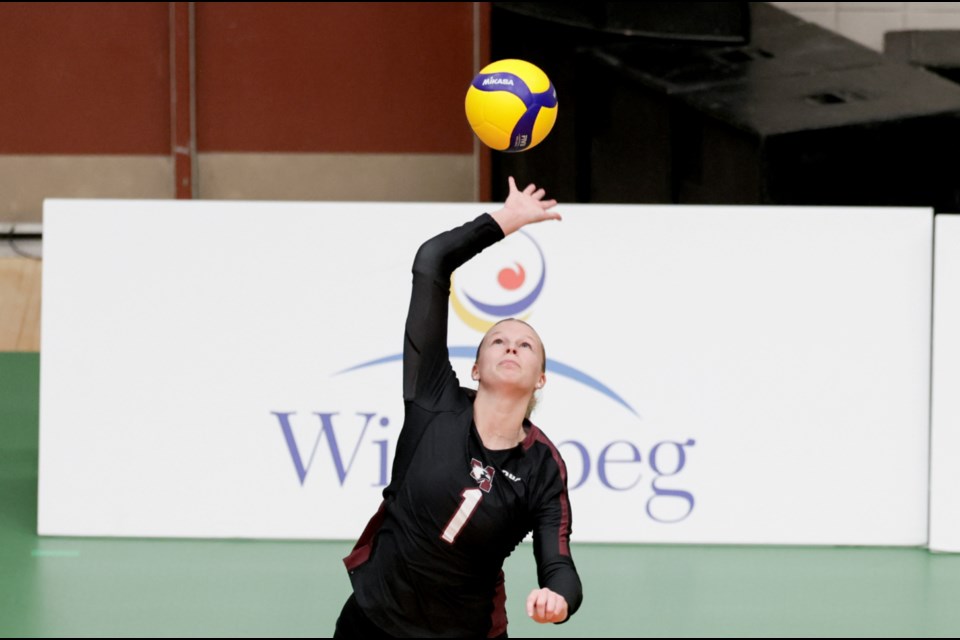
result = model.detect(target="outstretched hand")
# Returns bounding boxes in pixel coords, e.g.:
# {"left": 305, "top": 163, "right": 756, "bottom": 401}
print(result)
{"left": 527, "top": 587, "right": 569, "bottom": 624}
{"left": 491, "top": 177, "right": 561, "bottom": 236}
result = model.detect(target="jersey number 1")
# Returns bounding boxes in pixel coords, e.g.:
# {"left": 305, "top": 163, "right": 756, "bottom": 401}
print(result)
{"left": 441, "top": 488, "right": 482, "bottom": 543}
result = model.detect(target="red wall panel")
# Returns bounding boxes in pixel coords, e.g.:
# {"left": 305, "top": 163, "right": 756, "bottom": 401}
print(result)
{"left": 0, "top": 3, "right": 476, "bottom": 156}
{"left": 0, "top": 2, "right": 170, "bottom": 154}
{"left": 195, "top": 2, "right": 475, "bottom": 153}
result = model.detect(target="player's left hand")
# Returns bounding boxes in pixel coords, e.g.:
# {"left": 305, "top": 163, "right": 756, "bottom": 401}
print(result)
{"left": 526, "top": 587, "right": 568, "bottom": 623}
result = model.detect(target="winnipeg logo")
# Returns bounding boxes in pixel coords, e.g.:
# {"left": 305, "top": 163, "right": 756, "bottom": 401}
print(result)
{"left": 470, "top": 458, "right": 495, "bottom": 493}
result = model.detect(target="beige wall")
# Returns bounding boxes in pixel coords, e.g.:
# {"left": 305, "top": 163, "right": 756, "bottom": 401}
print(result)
{"left": 0, "top": 152, "right": 479, "bottom": 224}
{"left": 199, "top": 153, "right": 476, "bottom": 203}
{"left": 0, "top": 156, "right": 173, "bottom": 224}
{"left": 774, "top": 2, "right": 960, "bottom": 51}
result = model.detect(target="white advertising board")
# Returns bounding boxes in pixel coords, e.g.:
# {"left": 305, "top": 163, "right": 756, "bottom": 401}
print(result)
{"left": 930, "top": 214, "right": 960, "bottom": 553}
{"left": 39, "top": 200, "right": 932, "bottom": 545}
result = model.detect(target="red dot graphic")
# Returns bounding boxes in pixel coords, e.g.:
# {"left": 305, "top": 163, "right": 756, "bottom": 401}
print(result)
{"left": 498, "top": 263, "right": 526, "bottom": 290}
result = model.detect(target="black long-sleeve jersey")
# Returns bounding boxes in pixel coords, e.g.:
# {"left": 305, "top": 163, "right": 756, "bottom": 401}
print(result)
{"left": 342, "top": 213, "right": 583, "bottom": 637}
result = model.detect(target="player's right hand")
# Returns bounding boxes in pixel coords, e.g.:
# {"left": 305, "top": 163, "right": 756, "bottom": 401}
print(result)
{"left": 526, "top": 587, "right": 568, "bottom": 624}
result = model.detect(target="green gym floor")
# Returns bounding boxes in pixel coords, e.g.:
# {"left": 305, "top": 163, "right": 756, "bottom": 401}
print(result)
{"left": 3, "top": 352, "right": 960, "bottom": 637}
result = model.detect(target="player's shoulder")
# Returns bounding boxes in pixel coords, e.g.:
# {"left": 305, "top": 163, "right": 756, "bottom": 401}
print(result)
{"left": 522, "top": 421, "right": 566, "bottom": 466}
{"left": 519, "top": 422, "right": 573, "bottom": 497}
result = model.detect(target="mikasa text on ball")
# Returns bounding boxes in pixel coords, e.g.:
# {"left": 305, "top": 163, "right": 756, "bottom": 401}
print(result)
{"left": 465, "top": 59, "right": 558, "bottom": 152}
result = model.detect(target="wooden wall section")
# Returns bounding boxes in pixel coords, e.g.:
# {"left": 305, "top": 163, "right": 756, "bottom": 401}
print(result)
{"left": 0, "top": 259, "right": 41, "bottom": 351}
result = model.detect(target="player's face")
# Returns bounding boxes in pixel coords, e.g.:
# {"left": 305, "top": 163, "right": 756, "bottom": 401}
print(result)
{"left": 472, "top": 320, "right": 546, "bottom": 393}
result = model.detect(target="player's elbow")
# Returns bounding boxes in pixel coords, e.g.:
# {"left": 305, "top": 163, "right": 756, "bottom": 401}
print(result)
{"left": 412, "top": 237, "right": 444, "bottom": 275}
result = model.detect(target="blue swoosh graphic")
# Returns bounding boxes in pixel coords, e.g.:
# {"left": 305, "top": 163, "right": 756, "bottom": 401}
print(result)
{"left": 464, "top": 267, "right": 545, "bottom": 316}
{"left": 336, "top": 346, "right": 639, "bottom": 418}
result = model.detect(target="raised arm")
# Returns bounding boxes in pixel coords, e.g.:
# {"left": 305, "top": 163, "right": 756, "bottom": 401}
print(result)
{"left": 402, "top": 178, "right": 561, "bottom": 408}
{"left": 402, "top": 214, "right": 504, "bottom": 407}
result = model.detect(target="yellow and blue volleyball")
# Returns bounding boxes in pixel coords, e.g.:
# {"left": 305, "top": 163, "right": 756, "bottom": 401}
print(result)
{"left": 465, "top": 59, "right": 558, "bottom": 153}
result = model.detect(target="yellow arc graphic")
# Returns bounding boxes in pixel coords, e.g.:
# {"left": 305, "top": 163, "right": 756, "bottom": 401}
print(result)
{"left": 450, "top": 273, "right": 531, "bottom": 334}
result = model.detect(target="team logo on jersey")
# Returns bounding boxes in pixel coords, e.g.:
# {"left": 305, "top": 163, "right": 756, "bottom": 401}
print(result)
{"left": 470, "top": 458, "right": 495, "bottom": 493}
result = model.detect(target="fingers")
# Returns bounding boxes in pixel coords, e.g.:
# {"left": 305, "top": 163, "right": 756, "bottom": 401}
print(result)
{"left": 525, "top": 589, "right": 539, "bottom": 618}
{"left": 495, "top": 177, "right": 561, "bottom": 235}
{"left": 526, "top": 588, "right": 568, "bottom": 624}
{"left": 510, "top": 177, "right": 539, "bottom": 197}
{"left": 538, "top": 200, "right": 561, "bottom": 222}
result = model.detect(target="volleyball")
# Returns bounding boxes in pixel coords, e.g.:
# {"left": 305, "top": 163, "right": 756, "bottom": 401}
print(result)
{"left": 464, "top": 59, "right": 558, "bottom": 153}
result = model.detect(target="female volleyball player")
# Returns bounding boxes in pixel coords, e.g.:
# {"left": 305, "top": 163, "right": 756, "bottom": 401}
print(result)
{"left": 334, "top": 178, "right": 582, "bottom": 638}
